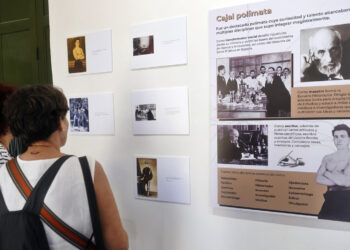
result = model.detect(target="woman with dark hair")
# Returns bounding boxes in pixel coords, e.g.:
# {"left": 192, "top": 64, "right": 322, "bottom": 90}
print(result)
{"left": 0, "top": 85, "right": 128, "bottom": 249}
{"left": 0, "top": 82, "right": 17, "bottom": 164}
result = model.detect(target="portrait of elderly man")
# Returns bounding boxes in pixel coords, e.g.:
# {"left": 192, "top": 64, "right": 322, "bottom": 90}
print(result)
{"left": 218, "top": 127, "right": 244, "bottom": 163}
{"left": 316, "top": 124, "right": 350, "bottom": 221}
{"left": 301, "top": 27, "right": 350, "bottom": 82}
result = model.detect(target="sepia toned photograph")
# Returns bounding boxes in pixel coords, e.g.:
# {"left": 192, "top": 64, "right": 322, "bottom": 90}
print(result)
{"left": 69, "top": 98, "right": 89, "bottom": 132}
{"left": 217, "top": 124, "right": 268, "bottom": 166}
{"left": 67, "top": 36, "right": 86, "bottom": 73}
{"left": 217, "top": 52, "right": 292, "bottom": 119}
{"left": 133, "top": 35, "right": 154, "bottom": 56}
{"left": 300, "top": 23, "right": 350, "bottom": 83}
{"left": 135, "top": 104, "right": 156, "bottom": 121}
{"left": 137, "top": 158, "right": 158, "bottom": 198}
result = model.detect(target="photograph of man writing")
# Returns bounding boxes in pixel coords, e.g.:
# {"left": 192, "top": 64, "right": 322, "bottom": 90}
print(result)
{"left": 316, "top": 124, "right": 350, "bottom": 221}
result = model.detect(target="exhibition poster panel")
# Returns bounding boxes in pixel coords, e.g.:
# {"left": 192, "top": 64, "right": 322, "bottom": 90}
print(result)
{"left": 210, "top": 0, "right": 350, "bottom": 222}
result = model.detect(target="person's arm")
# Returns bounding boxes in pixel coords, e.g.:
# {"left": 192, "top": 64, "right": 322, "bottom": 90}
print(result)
{"left": 316, "top": 156, "right": 336, "bottom": 186}
{"left": 78, "top": 48, "right": 85, "bottom": 59}
{"left": 324, "top": 163, "right": 350, "bottom": 187}
{"left": 94, "top": 161, "right": 129, "bottom": 250}
{"left": 73, "top": 48, "right": 79, "bottom": 60}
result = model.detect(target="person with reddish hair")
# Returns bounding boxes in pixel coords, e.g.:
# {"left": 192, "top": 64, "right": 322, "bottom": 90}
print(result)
{"left": 0, "top": 82, "right": 17, "bottom": 165}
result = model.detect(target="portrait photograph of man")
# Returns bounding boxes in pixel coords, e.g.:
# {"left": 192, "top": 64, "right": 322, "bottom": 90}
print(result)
{"left": 217, "top": 125, "right": 268, "bottom": 166}
{"left": 67, "top": 36, "right": 87, "bottom": 73}
{"left": 137, "top": 158, "right": 158, "bottom": 198}
{"left": 300, "top": 24, "right": 350, "bottom": 83}
{"left": 316, "top": 124, "right": 350, "bottom": 222}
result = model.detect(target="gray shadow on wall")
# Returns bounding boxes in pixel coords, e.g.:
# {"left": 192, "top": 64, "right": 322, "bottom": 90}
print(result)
{"left": 213, "top": 207, "right": 350, "bottom": 232}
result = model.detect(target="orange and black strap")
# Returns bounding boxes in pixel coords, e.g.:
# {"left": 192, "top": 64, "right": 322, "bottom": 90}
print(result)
{"left": 6, "top": 159, "right": 96, "bottom": 250}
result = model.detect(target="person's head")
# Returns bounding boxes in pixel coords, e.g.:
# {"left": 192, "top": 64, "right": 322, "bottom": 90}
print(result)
{"left": 0, "top": 83, "right": 17, "bottom": 147}
{"left": 4, "top": 85, "right": 69, "bottom": 148}
{"left": 283, "top": 67, "right": 290, "bottom": 76}
{"left": 229, "top": 128, "right": 240, "bottom": 144}
{"left": 276, "top": 66, "right": 282, "bottom": 75}
{"left": 218, "top": 65, "right": 225, "bottom": 76}
{"left": 250, "top": 70, "right": 255, "bottom": 78}
{"left": 229, "top": 70, "right": 235, "bottom": 78}
{"left": 139, "top": 36, "right": 150, "bottom": 49}
{"left": 260, "top": 66, "right": 266, "bottom": 74}
{"left": 267, "top": 67, "right": 275, "bottom": 83}
{"left": 309, "top": 28, "right": 343, "bottom": 76}
{"left": 332, "top": 124, "right": 350, "bottom": 150}
{"left": 239, "top": 71, "right": 245, "bottom": 78}
{"left": 75, "top": 39, "right": 80, "bottom": 47}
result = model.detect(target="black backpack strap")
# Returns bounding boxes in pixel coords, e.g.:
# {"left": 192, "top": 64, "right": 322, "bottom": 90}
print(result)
{"left": 0, "top": 188, "right": 9, "bottom": 215}
{"left": 79, "top": 156, "right": 106, "bottom": 250}
{"left": 6, "top": 157, "right": 96, "bottom": 249}
{"left": 23, "top": 155, "right": 72, "bottom": 214}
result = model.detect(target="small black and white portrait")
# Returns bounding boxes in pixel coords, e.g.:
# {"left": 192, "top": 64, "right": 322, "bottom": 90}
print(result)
{"left": 217, "top": 124, "right": 268, "bottom": 166}
{"left": 133, "top": 35, "right": 154, "bottom": 56}
{"left": 69, "top": 98, "right": 89, "bottom": 132}
{"left": 135, "top": 104, "right": 156, "bottom": 121}
{"left": 300, "top": 24, "right": 350, "bottom": 82}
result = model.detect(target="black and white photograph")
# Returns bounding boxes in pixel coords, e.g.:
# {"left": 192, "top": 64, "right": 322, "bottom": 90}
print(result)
{"left": 300, "top": 23, "right": 350, "bottom": 83}
{"left": 69, "top": 98, "right": 89, "bottom": 132}
{"left": 217, "top": 52, "right": 292, "bottom": 119}
{"left": 133, "top": 35, "right": 154, "bottom": 56}
{"left": 135, "top": 104, "right": 156, "bottom": 121}
{"left": 217, "top": 124, "right": 268, "bottom": 166}
{"left": 137, "top": 158, "right": 158, "bottom": 198}
{"left": 316, "top": 124, "right": 350, "bottom": 221}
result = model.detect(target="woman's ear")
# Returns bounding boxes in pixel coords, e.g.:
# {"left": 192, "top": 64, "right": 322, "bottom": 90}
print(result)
{"left": 58, "top": 117, "right": 67, "bottom": 131}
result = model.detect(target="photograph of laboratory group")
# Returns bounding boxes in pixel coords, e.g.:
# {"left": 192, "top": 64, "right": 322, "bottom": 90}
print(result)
{"left": 216, "top": 52, "right": 292, "bottom": 119}
{"left": 216, "top": 119, "right": 350, "bottom": 173}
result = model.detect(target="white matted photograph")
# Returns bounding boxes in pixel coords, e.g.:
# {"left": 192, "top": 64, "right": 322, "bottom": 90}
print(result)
{"left": 130, "top": 16, "right": 187, "bottom": 69}
{"left": 132, "top": 87, "right": 189, "bottom": 135}
{"left": 68, "top": 93, "right": 115, "bottom": 135}
{"left": 135, "top": 155, "right": 190, "bottom": 204}
{"left": 66, "top": 29, "right": 113, "bottom": 75}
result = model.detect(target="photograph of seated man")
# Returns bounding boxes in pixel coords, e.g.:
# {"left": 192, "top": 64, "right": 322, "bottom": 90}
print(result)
{"left": 217, "top": 125, "right": 268, "bottom": 166}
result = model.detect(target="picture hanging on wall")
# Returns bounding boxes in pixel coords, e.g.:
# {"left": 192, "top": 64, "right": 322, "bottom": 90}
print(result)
{"left": 135, "top": 156, "right": 191, "bottom": 204}
{"left": 66, "top": 29, "right": 113, "bottom": 75}
{"left": 67, "top": 36, "right": 87, "bottom": 73}
{"left": 130, "top": 16, "right": 187, "bottom": 69}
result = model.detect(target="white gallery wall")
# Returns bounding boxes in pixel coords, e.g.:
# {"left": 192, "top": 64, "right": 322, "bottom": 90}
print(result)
{"left": 49, "top": 0, "right": 350, "bottom": 249}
